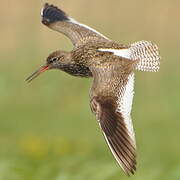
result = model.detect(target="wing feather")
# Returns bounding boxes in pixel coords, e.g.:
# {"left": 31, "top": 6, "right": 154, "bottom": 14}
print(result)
{"left": 117, "top": 73, "right": 136, "bottom": 143}
{"left": 41, "top": 3, "right": 109, "bottom": 47}
{"left": 89, "top": 60, "right": 136, "bottom": 175}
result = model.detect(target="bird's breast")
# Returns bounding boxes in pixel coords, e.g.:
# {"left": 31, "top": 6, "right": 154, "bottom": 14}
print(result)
{"left": 61, "top": 63, "right": 92, "bottom": 77}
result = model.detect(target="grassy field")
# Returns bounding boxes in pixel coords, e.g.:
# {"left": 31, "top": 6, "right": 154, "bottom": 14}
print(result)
{"left": 1, "top": 0, "right": 180, "bottom": 179}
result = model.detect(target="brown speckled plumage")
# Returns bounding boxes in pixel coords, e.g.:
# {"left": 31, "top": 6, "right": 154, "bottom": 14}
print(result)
{"left": 26, "top": 3, "right": 161, "bottom": 175}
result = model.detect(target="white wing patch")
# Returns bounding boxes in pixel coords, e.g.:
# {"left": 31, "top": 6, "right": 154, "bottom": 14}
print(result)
{"left": 117, "top": 73, "right": 136, "bottom": 144}
{"left": 69, "top": 18, "right": 109, "bottom": 40}
{"left": 98, "top": 48, "right": 131, "bottom": 59}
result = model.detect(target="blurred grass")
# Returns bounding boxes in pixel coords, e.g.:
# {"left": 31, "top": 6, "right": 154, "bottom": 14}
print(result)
{"left": 0, "top": 0, "right": 180, "bottom": 179}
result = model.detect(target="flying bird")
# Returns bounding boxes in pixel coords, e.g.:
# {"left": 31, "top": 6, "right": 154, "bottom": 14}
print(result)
{"left": 26, "top": 3, "right": 160, "bottom": 175}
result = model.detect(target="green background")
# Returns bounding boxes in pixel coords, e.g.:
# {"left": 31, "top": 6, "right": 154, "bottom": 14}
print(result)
{"left": 1, "top": 0, "right": 179, "bottom": 179}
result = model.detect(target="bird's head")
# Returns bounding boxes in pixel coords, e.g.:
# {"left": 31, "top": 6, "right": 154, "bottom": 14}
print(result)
{"left": 26, "top": 51, "right": 69, "bottom": 82}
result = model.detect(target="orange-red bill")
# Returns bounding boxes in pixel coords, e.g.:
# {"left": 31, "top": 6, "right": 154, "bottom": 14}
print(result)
{"left": 25, "top": 65, "right": 49, "bottom": 83}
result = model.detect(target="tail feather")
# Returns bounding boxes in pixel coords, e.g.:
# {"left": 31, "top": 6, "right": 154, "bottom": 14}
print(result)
{"left": 130, "top": 41, "right": 160, "bottom": 72}
{"left": 41, "top": 3, "right": 69, "bottom": 25}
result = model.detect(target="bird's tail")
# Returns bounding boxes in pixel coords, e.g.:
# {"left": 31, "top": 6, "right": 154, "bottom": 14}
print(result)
{"left": 130, "top": 41, "right": 160, "bottom": 72}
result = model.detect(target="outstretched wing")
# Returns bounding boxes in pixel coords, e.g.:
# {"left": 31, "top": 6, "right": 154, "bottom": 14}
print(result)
{"left": 41, "top": 3, "right": 109, "bottom": 47}
{"left": 89, "top": 60, "right": 136, "bottom": 175}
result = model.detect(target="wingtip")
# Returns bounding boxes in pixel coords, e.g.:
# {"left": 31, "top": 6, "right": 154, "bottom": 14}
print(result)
{"left": 121, "top": 157, "right": 137, "bottom": 176}
{"left": 41, "top": 3, "right": 69, "bottom": 25}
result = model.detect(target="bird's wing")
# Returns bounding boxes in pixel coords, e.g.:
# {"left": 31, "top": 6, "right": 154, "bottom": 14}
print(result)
{"left": 89, "top": 60, "right": 136, "bottom": 175}
{"left": 41, "top": 3, "right": 109, "bottom": 47}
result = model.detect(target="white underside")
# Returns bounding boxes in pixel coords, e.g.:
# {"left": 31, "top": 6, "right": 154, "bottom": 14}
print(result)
{"left": 98, "top": 48, "right": 131, "bottom": 59}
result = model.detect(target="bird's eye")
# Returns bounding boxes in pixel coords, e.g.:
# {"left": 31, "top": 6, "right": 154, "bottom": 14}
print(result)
{"left": 50, "top": 57, "right": 57, "bottom": 63}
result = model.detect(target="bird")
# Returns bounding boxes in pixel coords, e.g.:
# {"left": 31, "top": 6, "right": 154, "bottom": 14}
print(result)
{"left": 26, "top": 3, "right": 160, "bottom": 175}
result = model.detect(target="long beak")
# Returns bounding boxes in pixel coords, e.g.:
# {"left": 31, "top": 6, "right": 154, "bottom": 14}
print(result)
{"left": 25, "top": 65, "right": 49, "bottom": 83}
